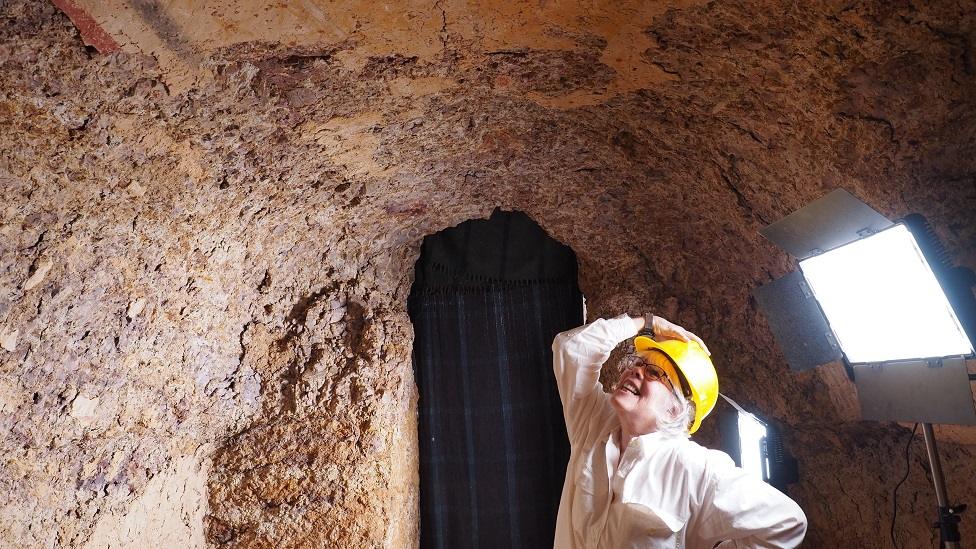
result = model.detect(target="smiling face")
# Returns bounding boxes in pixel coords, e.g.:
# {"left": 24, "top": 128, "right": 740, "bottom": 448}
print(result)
{"left": 610, "top": 351, "right": 683, "bottom": 436}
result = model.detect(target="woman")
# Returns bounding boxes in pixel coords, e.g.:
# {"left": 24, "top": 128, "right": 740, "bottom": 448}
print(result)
{"left": 552, "top": 312, "right": 807, "bottom": 548}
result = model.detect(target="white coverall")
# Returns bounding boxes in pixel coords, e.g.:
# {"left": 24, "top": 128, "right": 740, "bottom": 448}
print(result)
{"left": 552, "top": 315, "right": 807, "bottom": 549}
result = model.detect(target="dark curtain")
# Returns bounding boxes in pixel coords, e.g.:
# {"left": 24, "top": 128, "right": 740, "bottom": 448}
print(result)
{"left": 408, "top": 210, "right": 584, "bottom": 549}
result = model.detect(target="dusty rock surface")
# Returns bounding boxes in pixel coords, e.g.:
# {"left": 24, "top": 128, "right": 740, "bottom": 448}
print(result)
{"left": 2, "top": 0, "right": 975, "bottom": 547}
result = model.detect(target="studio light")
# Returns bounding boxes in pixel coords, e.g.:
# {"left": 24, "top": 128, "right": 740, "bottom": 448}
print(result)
{"left": 798, "top": 223, "right": 973, "bottom": 364}
{"left": 719, "top": 397, "right": 799, "bottom": 493}
{"left": 737, "top": 411, "right": 767, "bottom": 480}
{"left": 753, "top": 189, "right": 976, "bottom": 549}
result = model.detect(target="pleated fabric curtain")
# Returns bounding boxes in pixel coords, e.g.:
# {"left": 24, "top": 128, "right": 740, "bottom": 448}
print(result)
{"left": 409, "top": 210, "right": 583, "bottom": 549}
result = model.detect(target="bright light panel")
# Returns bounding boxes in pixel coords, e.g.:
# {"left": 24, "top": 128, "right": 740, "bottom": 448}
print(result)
{"left": 738, "top": 412, "right": 768, "bottom": 480}
{"left": 799, "top": 224, "right": 973, "bottom": 363}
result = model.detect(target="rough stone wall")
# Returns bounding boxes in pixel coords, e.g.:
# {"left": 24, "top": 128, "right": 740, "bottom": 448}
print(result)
{"left": 1, "top": 0, "right": 975, "bottom": 547}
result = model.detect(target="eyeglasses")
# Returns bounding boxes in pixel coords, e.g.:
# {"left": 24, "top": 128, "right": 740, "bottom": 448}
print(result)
{"left": 618, "top": 354, "right": 682, "bottom": 399}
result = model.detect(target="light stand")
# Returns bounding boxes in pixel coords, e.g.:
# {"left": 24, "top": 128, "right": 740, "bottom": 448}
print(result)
{"left": 922, "top": 423, "right": 965, "bottom": 548}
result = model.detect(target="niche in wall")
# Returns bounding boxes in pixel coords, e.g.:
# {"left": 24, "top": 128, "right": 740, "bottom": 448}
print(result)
{"left": 408, "top": 209, "right": 584, "bottom": 548}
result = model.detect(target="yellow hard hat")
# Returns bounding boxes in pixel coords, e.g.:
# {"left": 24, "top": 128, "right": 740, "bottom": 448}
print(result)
{"left": 634, "top": 336, "right": 718, "bottom": 435}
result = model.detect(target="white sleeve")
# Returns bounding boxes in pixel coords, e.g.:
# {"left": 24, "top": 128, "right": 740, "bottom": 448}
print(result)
{"left": 698, "top": 453, "right": 808, "bottom": 548}
{"left": 551, "top": 314, "right": 639, "bottom": 443}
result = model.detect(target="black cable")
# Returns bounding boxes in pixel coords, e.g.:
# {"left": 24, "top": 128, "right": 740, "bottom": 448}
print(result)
{"left": 890, "top": 423, "right": 919, "bottom": 549}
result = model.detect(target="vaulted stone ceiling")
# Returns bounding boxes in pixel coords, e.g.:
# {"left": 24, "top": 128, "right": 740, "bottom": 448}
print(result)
{"left": 2, "top": 0, "right": 975, "bottom": 547}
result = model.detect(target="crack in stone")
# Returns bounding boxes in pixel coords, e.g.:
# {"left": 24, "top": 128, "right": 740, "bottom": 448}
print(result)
{"left": 649, "top": 59, "right": 681, "bottom": 79}
{"left": 434, "top": 0, "right": 449, "bottom": 53}
{"left": 19, "top": 229, "right": 47, "bottom": 252}
{"left": 836, "top": 111, "right": 898, "bottom": 145}
{"left": 728, "top": 121, "right": 767, "bottom": 147}
{"left": 236, "top": 320, "right": 256, "bottom": 366}
{"left": 714, "top": 155, "right": 771, "bottom": 226}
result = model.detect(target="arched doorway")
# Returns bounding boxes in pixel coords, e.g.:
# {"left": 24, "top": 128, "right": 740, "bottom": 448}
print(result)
{"left": 408, "top": 209, "right": 584, "bottom": 548}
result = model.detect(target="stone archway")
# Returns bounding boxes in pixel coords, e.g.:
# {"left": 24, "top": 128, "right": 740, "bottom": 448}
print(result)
{"left": 408, "top": 209, "right": 583, "bottom": 548}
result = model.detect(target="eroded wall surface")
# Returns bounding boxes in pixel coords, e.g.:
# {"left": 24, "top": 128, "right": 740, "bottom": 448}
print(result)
{"left": 2, "top": 1, "right": 975, "bottom": 547}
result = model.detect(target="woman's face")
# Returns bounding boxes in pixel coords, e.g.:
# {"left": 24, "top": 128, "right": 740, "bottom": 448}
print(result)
{"left": 609, "top": 352, "right": 681, "bottom": 435}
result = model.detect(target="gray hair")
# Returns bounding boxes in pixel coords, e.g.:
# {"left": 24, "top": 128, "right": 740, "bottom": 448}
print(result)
{"left": 656, "top": 395, "right": 695, "bottom": 439}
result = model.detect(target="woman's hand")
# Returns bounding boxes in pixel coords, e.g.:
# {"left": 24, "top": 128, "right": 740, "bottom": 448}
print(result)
{"left": 651, "top": 315, "right": 711, "bottom": 356}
